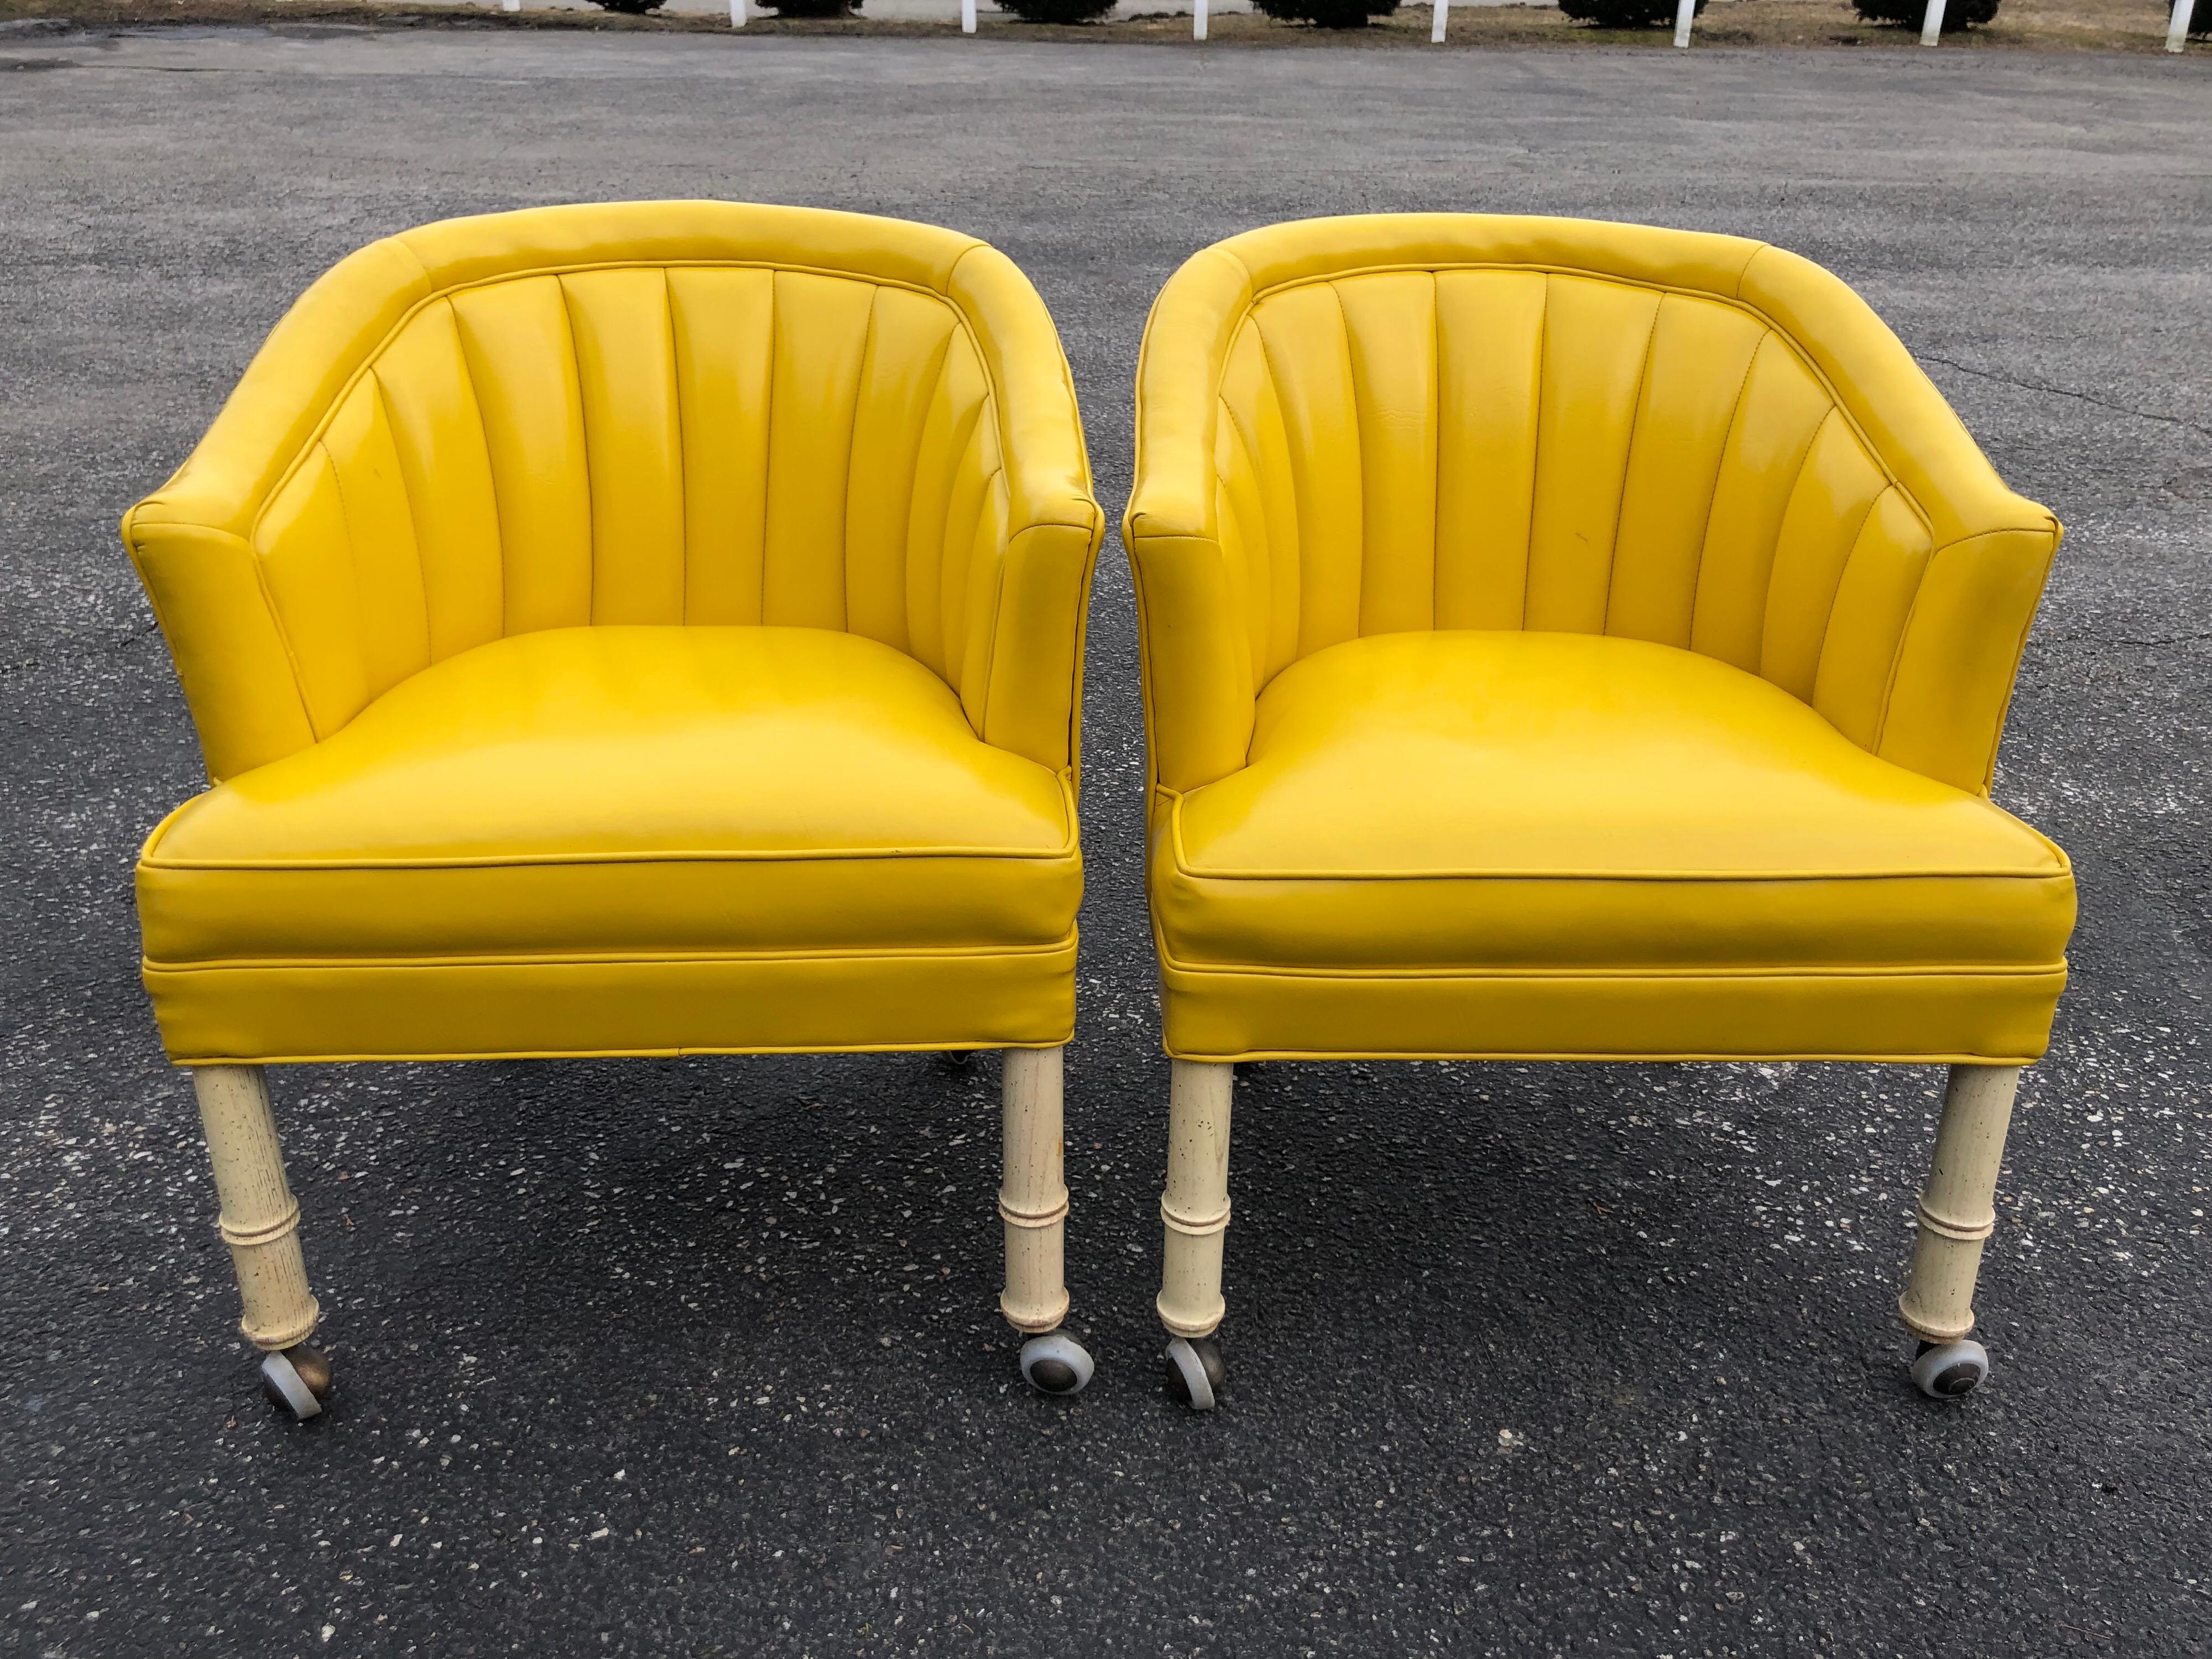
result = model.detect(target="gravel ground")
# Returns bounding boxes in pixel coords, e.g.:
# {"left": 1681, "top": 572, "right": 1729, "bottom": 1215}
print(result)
{"left": 0, "top": 28, "right": 2207, "bottom": 1659}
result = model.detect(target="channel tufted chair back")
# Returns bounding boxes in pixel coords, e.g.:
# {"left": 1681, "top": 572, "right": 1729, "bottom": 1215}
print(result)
{"left": 1131, "top": 215, "right": 2059, "bottom": 799}
{"left": 128, "top": 201, "right": 1095, "bottom": 785}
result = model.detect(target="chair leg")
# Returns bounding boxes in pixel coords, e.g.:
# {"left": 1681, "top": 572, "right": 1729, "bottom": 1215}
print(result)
{"left": 1897, "top": 1062, "right": 2021, "bottom": 1399}
{"left": 999, "top": 1046, "right": 1091, "bottom": 1396}
{"left": 192, "top": 1065, "right": 333, "bottom": 1420}
{"left": 1157, "top": 1058, "right": 1233, "bottom": 1410}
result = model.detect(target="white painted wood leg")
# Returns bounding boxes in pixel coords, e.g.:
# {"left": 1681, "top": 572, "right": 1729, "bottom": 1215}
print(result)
{"left": 1000, "top": 1046, "right": 1070, "bottom": 1333}
{"left": 193, "top": 1065, "right": 333, "bottom": 1419}
{"left": 195, "top": 1065, "right": 319, "bottom": 1351}
{"left": 1158, "top": 1060, "right": 1233, "bottom": 1338}
{"left": 1157, "top": 1060, "right": 1232, "bottom": 1409}
{"left": 1897, "top": 1063, "right": 2021, "bottom": 1396}
{"left": 999, "top": 1046, "right": 1092, "bottom": 1395}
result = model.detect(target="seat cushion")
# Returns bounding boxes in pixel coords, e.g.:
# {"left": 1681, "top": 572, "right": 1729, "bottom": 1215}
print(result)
{"left": 1152, "top": 632, "right": 2073, "bottom": 1061}
{"left": 142, "top": 625, "right": 1080, "bottom": 967}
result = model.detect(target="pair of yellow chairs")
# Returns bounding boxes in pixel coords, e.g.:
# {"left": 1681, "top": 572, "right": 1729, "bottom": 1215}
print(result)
{"left": 124, "top": 202, "right": 2073, "bottom": 1420}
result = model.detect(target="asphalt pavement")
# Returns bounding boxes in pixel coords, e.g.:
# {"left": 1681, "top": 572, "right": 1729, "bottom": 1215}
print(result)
{"left": 1, "top": 25, "right": 2207, "bottom": 1658}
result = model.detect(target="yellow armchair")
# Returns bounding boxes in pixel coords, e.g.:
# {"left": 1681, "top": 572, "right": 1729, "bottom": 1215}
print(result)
{"left": 1125, "top": 215, "right": 2074, "bottom": 1408}
{"left": 126, "top": 202, "right": 1105, "bottom": 1411}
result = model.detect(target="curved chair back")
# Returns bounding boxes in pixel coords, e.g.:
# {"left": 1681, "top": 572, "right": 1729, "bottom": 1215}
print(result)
{"left": 126, "top": 202, "right": 1099, "bottom": 783}
{"left": 1126, "top": 215, "right": 2060, "bottom": 797}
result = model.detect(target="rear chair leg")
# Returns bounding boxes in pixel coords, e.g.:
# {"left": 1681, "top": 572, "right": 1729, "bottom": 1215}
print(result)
{"left": 192, "top": 1065, "right": 333, "bottom": 1420}
{"left": 1897, "top": 1062, "right": 2022, "bottom": 1399}
{"left": 999, "top": 1046, "right": 1091, "bottom": 1396}
{"left": 1158, "top": 1059, "right": 1233, "bottom": 1410}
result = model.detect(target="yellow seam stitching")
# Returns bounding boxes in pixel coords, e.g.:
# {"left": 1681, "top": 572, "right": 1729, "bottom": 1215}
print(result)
{"left": 145, "top": 935, "right": 1079, "bottom": 972}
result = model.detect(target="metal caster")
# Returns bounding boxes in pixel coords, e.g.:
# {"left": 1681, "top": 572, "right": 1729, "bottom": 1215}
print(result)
{"left": 1164, "top": 1335, "right": 1224, "bottom": 1411}
{"left": 1911, "top": 1338, "right": 1990, "bottom": 1399}
{"left": 1018, "top": 1331, "right": 1094, "bottom": 1397}
{"left": 259, "top": 1344, "right": 335, "bottom": 1421}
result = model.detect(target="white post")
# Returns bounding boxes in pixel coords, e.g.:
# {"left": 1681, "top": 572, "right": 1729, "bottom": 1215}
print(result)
{"left": 1194, "top": 0, "right": 1208, "bottom": 40}
{"left": 962, "top": 0, "right": 977, "bottom": 29}
{"left": 1919, "top": 0, "right": 1947, "bottom": 43}
{"left": 1431, "top": 0, "right": 1448, "bottom": 41}
{"left": 729, "top": 0, "right": 745, "bottom": 22}
{"left": 502, "top": 0, "right": 520, "bottom": 11}
{"left": 2169, "top": 0, "right": 2195, "bottom": 50}
{"left": 1672, "top": 0, "right": 1694, "bottom": 45}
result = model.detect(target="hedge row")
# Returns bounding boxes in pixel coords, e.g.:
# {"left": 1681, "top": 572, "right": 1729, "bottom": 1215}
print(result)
{"left": 593, "top": 0, "right": 2015, "bottom": 30}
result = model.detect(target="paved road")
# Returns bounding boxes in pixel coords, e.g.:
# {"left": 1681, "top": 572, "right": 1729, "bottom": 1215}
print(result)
{"left": 1, "top": 27, "right": 2206, "bottom": 1658}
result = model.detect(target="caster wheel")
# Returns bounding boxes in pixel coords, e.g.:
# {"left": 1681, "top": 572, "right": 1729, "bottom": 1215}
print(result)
{"left": 1911, "top": 1338, "right": 1990, "bottom": 1400}
{"left": 1018, "top": 1331, "right": 1094, "bottom": 1397}
{"left": 260, "top": 1344, "right": 334, "bottom": 1421}
{"left": 1164, "top": 1335, "right": 1224, "bottom": 1411}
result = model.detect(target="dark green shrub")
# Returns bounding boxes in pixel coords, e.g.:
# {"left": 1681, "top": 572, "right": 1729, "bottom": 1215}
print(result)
{"left": 1558, "top": 0, "right": 1703, "bottom": 25}
{"left": 588, "top": 0, "right": 668, "bottom": 12}
{"left": 754, "top": 0, "right": 860, "bottom": 14}
{"left": 1000, "top": 0, "right": 1118, "bottom": 19}
{"left": 1850, "top": 0, "right": 2000, "bottom": 29}
{"left": 2185, "top": 0, "right": 2210, "bottom": 34}
{"left": 1253, "top": 0, "right": 1399, "bottom": 28}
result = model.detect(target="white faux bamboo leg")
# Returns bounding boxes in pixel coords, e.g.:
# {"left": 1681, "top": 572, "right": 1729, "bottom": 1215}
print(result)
{"left": 999, "top": 1046, "right": 1071, "bottom": 1334}
{"left": 193, "top": 1065, "right": 319, "bottom": 1353}
{"left": 1897, "top": 1063, "right": 2021, "bottom": 1345}
{"left": 1157, "top": 1060, "right": 1233, "bottom": 1339}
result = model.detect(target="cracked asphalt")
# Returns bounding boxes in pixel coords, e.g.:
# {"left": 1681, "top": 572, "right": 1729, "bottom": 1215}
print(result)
{"left": 1, "top": 25, "right": 2208, "bottom": 1659}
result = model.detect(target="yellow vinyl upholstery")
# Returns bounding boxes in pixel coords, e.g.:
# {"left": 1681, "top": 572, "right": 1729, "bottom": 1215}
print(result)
{"left": 127, "top": 202, "right": 1102, "bottom": 1063}
{"left": 1126, "top": 215, "right": 2074, "bottom": 1063}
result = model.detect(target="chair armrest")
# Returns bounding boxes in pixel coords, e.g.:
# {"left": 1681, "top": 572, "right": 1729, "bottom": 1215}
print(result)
{"left": 978, "top": 516, "right": 1103, "bottom": 780}
{"left": 1877, "top": 520, "right": 2062, "bottom": 796}
{"left": 1738, "top": 243, "right": 2064, "bottom": 797}
{"left": 1124, "top": 531, "right": 1259, "bottom": 798}
{"left": 122, "top": 235, "right": 433, "bottom": 783}
{"left": 121, "top": 517, "right": 316, "bottom": 785}
{"left": 950, "top": 246, "right": 1105, "bottom": 779}
{"left": 1123, "top": 244, "right": 1264, "bottom": 796}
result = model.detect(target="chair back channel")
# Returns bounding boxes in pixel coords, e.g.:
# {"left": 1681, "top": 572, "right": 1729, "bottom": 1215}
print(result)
{"left": 123, "top": 202, "right": 1099, "bottom": 784}
{"left": 1125, "top": 215, "right": 2062, "bottom": 800}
